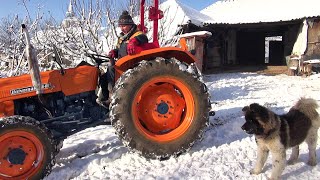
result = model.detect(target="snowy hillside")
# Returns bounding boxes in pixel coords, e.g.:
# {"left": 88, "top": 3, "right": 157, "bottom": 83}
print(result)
{"left": 45, "top": 72, "right": 320, "bottom": 180}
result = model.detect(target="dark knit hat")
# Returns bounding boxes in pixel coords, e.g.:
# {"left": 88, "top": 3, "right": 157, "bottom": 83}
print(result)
{"left": 118, "top": 11, "right": 134, "bottom": 25}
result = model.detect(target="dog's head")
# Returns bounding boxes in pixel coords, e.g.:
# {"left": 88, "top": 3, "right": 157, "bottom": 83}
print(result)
{"left": 241, "top": 103, "right": 274, "bottom": 135}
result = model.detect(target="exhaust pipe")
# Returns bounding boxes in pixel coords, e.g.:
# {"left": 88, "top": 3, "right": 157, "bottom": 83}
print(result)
{"left": 21, "top": 24, "right": 42, "bottom": 95}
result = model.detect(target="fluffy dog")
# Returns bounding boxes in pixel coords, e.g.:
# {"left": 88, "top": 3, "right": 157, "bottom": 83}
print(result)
{"left": 242, "top": 98, "right": 320, "bottom": 179}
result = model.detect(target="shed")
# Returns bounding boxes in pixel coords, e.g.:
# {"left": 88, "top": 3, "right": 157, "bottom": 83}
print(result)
{"left": 182, "top": 0, "right": 320, "bottom": 72}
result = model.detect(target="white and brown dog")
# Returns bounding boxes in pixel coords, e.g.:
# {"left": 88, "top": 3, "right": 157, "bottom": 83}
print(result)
{"left": 242, "top": 98, "right": 320, "bottom": 179}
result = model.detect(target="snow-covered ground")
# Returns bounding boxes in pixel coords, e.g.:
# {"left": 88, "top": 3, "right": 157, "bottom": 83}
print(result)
{"left": 45, "top": 72, "right": 320, "bottom": 180}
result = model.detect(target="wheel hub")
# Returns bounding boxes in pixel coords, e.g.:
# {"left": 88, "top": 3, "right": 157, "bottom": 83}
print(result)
{"left": 135, "top": 83, "right": 186, "bottom": 133}
{"left": 131, "top": 75, "right": 196, "bottom": 142}
{"left": 8, "top": 148, "right": 27, "bottom": 165}
{"left": 157, "top": 102, "right": 169, "bottom": 114}
{"left": 0, "top": 131, "right": 44, "bottom": 178}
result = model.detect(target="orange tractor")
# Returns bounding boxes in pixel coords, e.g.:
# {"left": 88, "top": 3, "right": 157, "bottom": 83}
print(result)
{"left": 0, "top": 0, "right": 212, "bottom": 179}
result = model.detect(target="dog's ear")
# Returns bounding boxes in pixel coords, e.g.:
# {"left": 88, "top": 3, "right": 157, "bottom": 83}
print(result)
{"left": 249, "top": 103, "right": 270, "bottom": 120}
{"left": 249, "top": 103, "right": 261, "bottom": 112}
{"left": 242, "top": 106, "right": 249, "bottom": 112}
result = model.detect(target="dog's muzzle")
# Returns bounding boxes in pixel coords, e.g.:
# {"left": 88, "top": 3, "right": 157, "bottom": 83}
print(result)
{"left": 241, "top": 124, "right": 255, "bottom": 134}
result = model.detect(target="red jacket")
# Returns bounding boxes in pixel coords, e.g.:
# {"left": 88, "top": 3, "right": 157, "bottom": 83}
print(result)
{"left": 116, "top": 25, "right": 148, "bottom": 58}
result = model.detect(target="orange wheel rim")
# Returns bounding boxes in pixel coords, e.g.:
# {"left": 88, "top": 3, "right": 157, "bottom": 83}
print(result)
{"left": 0, "top": 131, "right": 44, "bottom": 179}
{"left": 132, "top": 76, "right": 195, "bottom": 142}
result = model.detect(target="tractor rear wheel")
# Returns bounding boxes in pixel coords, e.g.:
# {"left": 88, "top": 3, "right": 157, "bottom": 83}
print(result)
{"left": 0, "top": 116, "right": 56, "bottom": 179}
{"left": 110, "top": 58, "right": 210, "bottom": 159}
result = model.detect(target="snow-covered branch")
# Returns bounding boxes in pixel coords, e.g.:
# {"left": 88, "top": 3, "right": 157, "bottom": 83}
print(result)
{"left": 0, "top": 0, "right": 184, "bottom": 77}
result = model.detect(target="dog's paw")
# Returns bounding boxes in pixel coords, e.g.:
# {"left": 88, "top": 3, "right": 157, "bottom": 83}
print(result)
{"left": 269, "top": 174, "right": 281, "bottom": 180}
{"left": 250, "top": 169, "right": 261, "bottom": 175}
{"left": 307, "top": 159, "right": 317, "bottom": 166}
{"left": 267, "top": 177, "right": 276, "bottom": 180}
{"left": 287, "top": 158, "right": 297, "bottom": 165}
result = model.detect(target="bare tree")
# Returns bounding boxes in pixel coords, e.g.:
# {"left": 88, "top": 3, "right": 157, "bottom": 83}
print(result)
{"left": 0, "top": 0, "right": 48, "bottom": 76}
{"left": 0, "top": 0, "right": 185, "bottom": 77}
{"left": 0, "top": 15, "right": 24, "bottom": 71}
{"left": 36, "top": 0, "right": 122, "bottom": 66}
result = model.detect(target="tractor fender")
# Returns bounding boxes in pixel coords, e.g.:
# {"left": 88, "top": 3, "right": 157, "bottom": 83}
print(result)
{"left": 114, "top": 47, "right": 197, "bottom": 80}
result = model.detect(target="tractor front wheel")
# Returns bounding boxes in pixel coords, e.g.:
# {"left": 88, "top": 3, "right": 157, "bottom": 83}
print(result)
{"left": 110, "top": 58, "right": 210, "bottom": 159}
{"left": 0, "top": 116, "right": 56, "bottom": 179}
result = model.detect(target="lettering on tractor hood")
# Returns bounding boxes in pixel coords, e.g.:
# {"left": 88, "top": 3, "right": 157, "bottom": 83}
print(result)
{"left": 10, "top": 83, "right": 52, "bottom": 95}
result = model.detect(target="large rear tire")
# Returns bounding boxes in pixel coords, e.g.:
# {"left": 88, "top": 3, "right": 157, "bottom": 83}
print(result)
{"left": 0, "top": 116, "right": 56, "bottom": 180}
{"left": 110, "top": 58, "right": 210, "bottom": 159}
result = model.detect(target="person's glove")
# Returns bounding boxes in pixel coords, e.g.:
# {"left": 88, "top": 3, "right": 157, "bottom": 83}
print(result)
{"left": 108, "top": 49, "right": 118, "bottom": 59}
{"left": 127, "top": 38, "right": 139, "bottom": 55}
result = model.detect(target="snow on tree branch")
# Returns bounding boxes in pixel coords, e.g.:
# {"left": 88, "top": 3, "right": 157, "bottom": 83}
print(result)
{"left": 0, "top": 0, "right": 185, "bottom": 77}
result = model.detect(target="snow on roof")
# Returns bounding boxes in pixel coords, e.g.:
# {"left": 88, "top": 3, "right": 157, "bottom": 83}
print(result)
{"left": 145, "top": 0, "right": 214, "bottom": 46}
{"left": 179, "top": 31, "right": 212, "bottom": 38}
{"left": 201, "top": 0, "right": 320, "bottom": 24}
{"left": 161, "top": 0, "right": 213, "bottom": 27}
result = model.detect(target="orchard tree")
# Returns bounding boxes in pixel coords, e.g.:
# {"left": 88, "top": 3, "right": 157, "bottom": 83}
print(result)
{"left": 0, "top": 13, "right": 44, "bottom": 76}
{"left": 0, "top": 0, "right": 185, "bottom": 77}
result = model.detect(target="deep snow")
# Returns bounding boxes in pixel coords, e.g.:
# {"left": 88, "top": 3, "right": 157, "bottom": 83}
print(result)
{"left": 45, "top": 72, "right": 320, "bottom": 180}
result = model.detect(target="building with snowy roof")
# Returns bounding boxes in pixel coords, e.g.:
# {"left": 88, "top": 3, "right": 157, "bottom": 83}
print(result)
{"left": 169, "top": 0, "right": 320, "bottom": 73}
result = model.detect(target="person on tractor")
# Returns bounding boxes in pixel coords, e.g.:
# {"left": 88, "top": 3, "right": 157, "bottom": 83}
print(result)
{"left": 97, "top": 10, "right": 148, "bottom": 107}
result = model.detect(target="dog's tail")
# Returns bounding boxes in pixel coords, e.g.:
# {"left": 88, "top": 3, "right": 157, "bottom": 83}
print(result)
{"left": 293, "top": 98, "right": 320, "bottom": 127}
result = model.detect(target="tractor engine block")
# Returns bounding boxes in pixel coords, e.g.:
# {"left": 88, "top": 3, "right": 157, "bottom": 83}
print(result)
{"left": 13, "top": 91, "right": 108, "bottom": 138}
